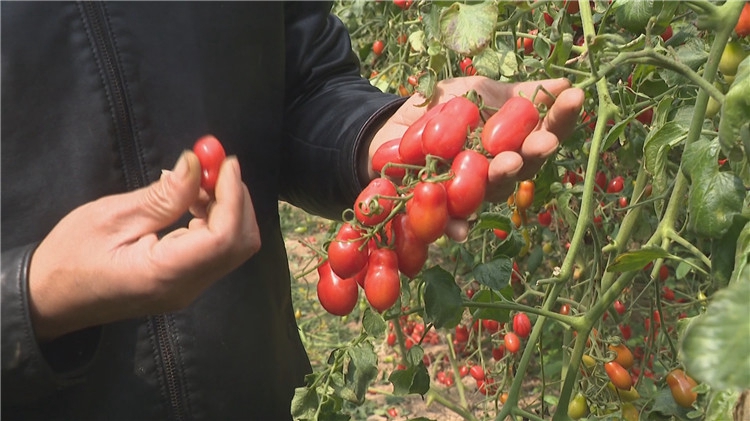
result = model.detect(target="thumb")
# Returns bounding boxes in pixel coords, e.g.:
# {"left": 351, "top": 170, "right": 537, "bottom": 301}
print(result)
{"left": 125, "top": 151, "right": 202, "bottom": 235}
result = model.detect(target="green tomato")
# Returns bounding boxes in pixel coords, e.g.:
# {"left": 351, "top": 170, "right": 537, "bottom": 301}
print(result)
{"left": 719, "top": 41, "right": 748, "bottom": 76}
{"left": 568, "top": 393, "right": 589, "bottom": 420}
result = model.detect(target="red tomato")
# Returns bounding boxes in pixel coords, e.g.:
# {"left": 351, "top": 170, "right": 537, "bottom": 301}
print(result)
{"left": 354, "top": 178, "right": 398, "bottom": 226}
{"left": 605, "top": 361, "right": 633, "bottom": 390}
{"left": 454, "top": 324, "right": 470, "bottom": 343}
{"left": 407, "top": 74, "right": 418, "bottom": 86}
{"left": 514, "top": 180, "right": 535, "bottom": 211}
{"left": 392, "top": 213, "right": 429, "bottom": 279}
{"left": 386, "top": 407, "right": 398, "bottom": 418}
{"left": 660, "top": 24, "right": 673, "bottom": 42}
{"left": 481, "top": 97, "right": 539, "bottom": 156}
{"left": 636, "top": 107, "right": 654, "bottom": 125}
{"left": 659, "top": 265, "right": 669, "bottom": 281}
{"left": 445, "top": 149, "right": 489, "bottom": 218}
{"left": 397, "top": 33, "right": 408, "bottom": 45}
{"left": 666, "top": 369, "right": 698, "bottom": 408}
{"left": 398, "top": 102, "right": 447, "bottom": 165}
{"left": 619, "top": 196, "right": 628, "bottom": 208}
{"left": 493, "top": 228, "right": 509, "bottom": 240}
{"left": 406, "top": 182, "right": 449, "bottom": 244}
{"left": 364, "top": 248, "right": 401, "bottom": 312}
{"left": 458, "top": 365, "right": 470, "bottom": 378}
{"left": 504, "top": 332, "right": 521, "bottom": 353}
{"left": 327, "top": 223, "right": 368, "bottom": 279}
{"left": 492, "top": 346, "right": 505, "bottom": 361}
{"left": 193, "top": 135, "right": 226, "bottom": 192}
{"left": 393, "top": 0, "right": 412, "bottom": 10}
{"left": 594, "top": 171, "right": 608, "bottom": 192}
{"left": 513, "top": 313, "right": 532, "bottom": 338}
{"left": 609, "top": 343, "right": 634, "bottom": 369}
{"left": 607, "top": 176, "right": 625, "bottom": 193}
{"left": 559, "top": 304, "right": 570, "bottom": 315}
{"left": 619, "top": 324, "right": 632, "bottom": 340}
{"left": 564, "top": 0, "right": 579, "bottom": 14}
{"left": 459, "top": 57, "right": 476, "bottom": 75}
{"left": 372, "top": 138, "right": 406, "bottom": 179}
{"left": 482, "top": 318, "right": 500, "bottom": 334}
{"left": 736, "top": 2, "right": 750, "bottom": 38}
{"left": 614, "top": 299, "right": 626, "bottom": 315}
{"left": 372, "top": 40, "right": 385, "bottom": 55}
{"left": 543, "top": 12, "right": 554, "bottom": 26}
{"left": 422, "top": 97, "right": 480, "bottom": 160}
{"left": 537, "top": 209, "right": 552, "bottom": 227}
{"left": 387, "top": 332, "right": 397, "bottom": 346}
{"left": 663, "top": 286, "right": 675, "bottom": 301}
{"left": 516, "top": 30, "right": 536, "bottom": 54}
{"left": 317, "top": 261, "right": 359, "bottom": 316}
{"left": 469, "top": 365, "right": 485, "bottom": 381}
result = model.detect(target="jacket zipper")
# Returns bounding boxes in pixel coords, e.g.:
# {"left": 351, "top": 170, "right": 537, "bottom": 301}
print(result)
{"left": 80, "top": 3, "right": 187, "bottom": 420}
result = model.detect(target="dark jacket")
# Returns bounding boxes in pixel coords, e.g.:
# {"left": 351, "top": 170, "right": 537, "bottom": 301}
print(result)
{"left": 1, "top": 2, "right": 402, "bottom": 419}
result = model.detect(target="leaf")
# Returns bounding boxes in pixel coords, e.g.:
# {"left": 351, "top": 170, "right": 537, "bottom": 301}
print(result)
{"left": 731, "top": 221, "right": 750, "bottom": 286}
{"left": 362, "top": 308, "right": 386, "bottom": 339}
{"left": 389, "top": 363, "right": 430, "bottom": 396}
{"left": 643, "top": 121, "right": 685, "bottom": 197}
{"left": 471, "top": 288, "right": 513, "bottom": 323}
{"left": 291, "top": 387, "right": 319, "bottom": 420}
{"left": 408, "top": 30, "right": 426, "bottom": 53}
{"left": 475, "top": 212, "right": 512, "bottom": 231}
{"left": 704, "top": 390, "right": 740, "bottom": 421}
{"left": 473, "top": 46, "right": 500, "bottom": 79}
{"left": 439, "top": 2, "right": 497, "bottom": 56}
{"left": 711, "top": 216, "right": 749, "bottom": 288}
{"left": 473, "top": 255, "right": 512, "bottom": 290}
{"left": 602, "top": 116, "right": 634, "bottom": 153}
{"left": 423, "top": 266, "right": 464, "bottom": 329}
{"left": 345, "top": 342, "right": 379, "bottom": 403}
{"left": 681, "top": 276, "right": 750, "bottom": 391}
{"left": 607, "top": 246, "right": 673, "bottom": 273}
{"left": 613, "top": 0, "right": 654, "bottom": 34}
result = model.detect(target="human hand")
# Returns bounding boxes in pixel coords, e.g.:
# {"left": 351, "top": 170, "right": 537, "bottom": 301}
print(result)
{"left": 28, "top": 149, "right": 260, "bottom": 342}
{"left": 369, "top": 76, "right": 584, "bottom": 240}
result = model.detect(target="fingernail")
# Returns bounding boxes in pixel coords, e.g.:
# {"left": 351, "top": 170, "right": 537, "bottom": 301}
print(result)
{"left": 172, "top": 151, "right": 191, "bottom": 178}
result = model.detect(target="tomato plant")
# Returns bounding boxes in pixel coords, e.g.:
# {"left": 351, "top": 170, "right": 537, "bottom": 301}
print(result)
{"left": 192, "top": 135, "right": 226, "bottom": 192}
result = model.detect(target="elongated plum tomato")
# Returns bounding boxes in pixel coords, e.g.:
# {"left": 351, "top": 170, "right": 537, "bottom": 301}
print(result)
{"left": 512, "top": 312, "right": 532, "bottom": 338}
{"left": 364, "top": 248, "right": 401, "bottom": 312}
{"left": 736, "top": 2, "right": 750, "bottom": 38}
{"left": 398, "top": 102, "right": 447, "bottom": 165}
{"left": 317, "top": 261, "right": 359, "bottom": 316}
{"left": 514, "top": 180, "right": 535, "bottom": 210}
{"left": 421, "top": 97, "right": 480, "bottom": 160}
{"left": 445, "top": 149, "right": 489, "bottom": 218}
{"left": 406, "top": 181, "right": 449, "bottom": 244}
{"left": 193, "top": 135, "right": 226, "bottom": 192}
{"left": 666, "top": 369, "right": 698, "bottom": 408}
{"left": 609, "top": 343, "right": 634, "bottom": 369}
{"left": 327, "top": 223, "right": 368, "bottom": 279}
{"left": 604, "top": 361, "right": 632, "bottom": 390}
{"left": 393, "top": 213, "right": 429, "bottom": 279}
{"left": 354, "top": 178, "right": 398, "bottom": 226}
{"left": 372, "top": 138, "right": 406, "bottom": 179}
{"left": 504, "top": 332, "right": 521, "bottom": 353}
{"left": 567, "top": 393, "right": 588, "bottom": 420}
{"left": 481, "top": 97, "right": 539, "bottom": 156}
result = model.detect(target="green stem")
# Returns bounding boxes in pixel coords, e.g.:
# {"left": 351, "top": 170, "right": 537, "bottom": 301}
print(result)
{"left": 464, "top": 301, "right": 577, "bottom": 327}
{"left": 665, "top": 229, "right": 712, "bottom": 268}
{"left": 426, "top": 389, "right": 479, "bottom": 421}
{"left": 446, "top": 333, "right": 469, "bottom": 409}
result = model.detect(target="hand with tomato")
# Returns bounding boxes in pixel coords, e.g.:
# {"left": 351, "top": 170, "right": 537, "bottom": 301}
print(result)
{"left": 27, "top": 140, "right": 260, "bottom": 342}
{"left": 368, "top": 76, "right": 584, "bottom": 240}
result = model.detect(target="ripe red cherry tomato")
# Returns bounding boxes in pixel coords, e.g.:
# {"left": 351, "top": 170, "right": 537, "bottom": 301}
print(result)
{"left": 513, "top": 313, "right": 532, "bottom": 338}
{"left": 607, "top": 176, "right": 625, "bottom": 193}
{"left": 364, "top": 248, "right": 401, "bottom": 312}
{"left": 398, "top": 102, "right": 447, "bottom": 165}
{"left": 537, "top": 209, "right": 552, "bottom": 227}
{"left": 736, "top": 2, "right": 750, "bottom": 38}
{"left": 392, "top": 213, "right": 429, "bottom": 279}
{"left": 445, "top": 149, "right": 489, "bottom": 218}
{"left": 482, "top": 318, "right": 500, "bottom": 334}
{"left": 614, "top": 299, "right": 626, "bottom": 315}
{"left": 660, "top": 24, "right": 673, "bottom": 42}
{"left": 594, "top": 171, "right": 608, "bottom": 192}
{"left": 372, "top": 138, "right": 406, "bottom": 179}
{"left": 481, "top": 97, "right": 539, "bottom": 156}
{"left": 514, "top": 180, "right": 535, "bottom": 211}
{"left": 327, "top": 223, "right": 368, "bottom": 279}
{"left": 406, "top": 182, "right": 449, "bottom": 244}
{"left": 492, "top": 346, "right": 505, "bottom": 361}
{"left": 666, "top": 369, "right": 698, "bottom": 408}
{"left": 604, "top": 361, "right": 633, "bottom": 390}
{"left": 493, "top": 228, "right": 509, "bottom": 240}
{"left": 372, "top": 40, "right": 385, "bottom": 56}
{"left": 504, "top": 332, "right": 521, "bottom": 353}
{"left": 459, "top": 57, "right": 476, "bottom": 75}
{"left": 454, "top": 325, "right": 470, "bottom": 343}
{"left": 193, "top": 135, "right": 226, "bottom": 192}
{"left": 469, "top": 365, "right": 485, "bottom": 381}
{"left": 393, "top": 0, "right": 412, "bottom": 10}
{"left": 517, "top": 35, "right": 534, "bottom": 55}
{"left": 422, "top": 97, "right": 480, "bottom": 160}
{"left": 317, "top": 261, "right": 359, "bottom": 316}
{"left": 354, "top": 178, "right": 398, "bottom": 226}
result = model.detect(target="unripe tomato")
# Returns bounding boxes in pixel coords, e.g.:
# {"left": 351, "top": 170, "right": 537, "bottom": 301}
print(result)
{"left": 568, "top": 393, "right": 588, "bottom": 420}
{"left": 193, "top": 135, "right": 226, "bottom": 192}
{"left": 736, "top": 2, "right": 750, "bottom": 37}
{"left": 406, "top": 182, "right": 449, "bottom": 244}
{"left": 621, "top": 402, "right": 639, "bottom": 421}
{"left": 392, "top": 213, "right": 429, "bottom": 279}
{"left": 512, "top": 313, "right": 532, "bottom": 338}
{"left": 398, "top": 102, "right": 447, "bottom": 165}
{"left": 446, "top": 149, "right": 489, "bottom": 218}
{"left": 514, "top": 180, "right": 535, "bottom": 210}
{"left": 354, "top": 178, "right": 398, "bottom": 226}
{"left": 581, "top": 354, "right": 596, "bottom": 370}
{"left": 372, "top": 138, "right": 406, "bottom": 179}
{"left": 422, "top": 97, "right": 480, "bottom": 160}
{"left": 719, "top": 41, "right": 748, "bottom": 76}
{"left": 605, "top": 361, "right": 633, "bottom": 390}
{"left": 511, "top": 208, "right": 523, "bottom": 228}
{"left": 372, "top": 40, "right": 385, "bottom": 56}
{"left": 364, "top": 248, "right": 401, "bottom": 312}
{"left": 481, "top": 97, "right": 539, "bottom": 156}
{"left": 504, "top": 332, "right": 521, "bottom": 353}
{"left": 666, "top": 369, "right": 698, "bottom": 408}
{"left": 327, "top": 223, "right": 368, "bottom": 279}
{"left": 609, "top": 343, "right": 634, "bottom": 369}
{"left": 607, "top": 176, "right": 625, "bottom": 193}
{"left": 608, "top": 383, "right": 641, "bottom": 402}
{"left": 469, "top": 365, "right": 485, "bottom": 381}
{"left": 317, "top": 261, "right": 359, "bottom": 316}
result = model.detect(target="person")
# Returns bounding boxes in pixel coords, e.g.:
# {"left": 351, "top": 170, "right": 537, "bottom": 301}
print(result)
{"left": 1, "top": 2, "right": 583, "bottom": 420}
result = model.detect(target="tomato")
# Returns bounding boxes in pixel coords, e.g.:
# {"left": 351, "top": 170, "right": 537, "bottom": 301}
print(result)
{"left": 193, "top": 135, "right": 226, "bottom": 192}
{"left": 659, "top": 264, "right": 669, "bottom": 281}
{"left": 737, "top": 2, "right": 750, "bottom": 37}
{"left": 459, "top": 57, "right": 476, "bottom": 75}
{"left": 636, "top": 107, "right": 653, "bottom": 125}
{"left": 663, "top": 286, "right": 675, "bottom": 301}
{"left": 605, "top": 361, "right": 633, "bottom": 390}
{"left": 482, "top": 318, "right": 500, "bottom": 334}
{"left": 327, "top": 223, "right": 368, "bottom": 279}
{"left": 422, "top": 97, "right": 480, "bottom": 160}
{"left": 492, "top": 346, "right": 505, "bottom": 361}
{"left": 499, "top": 392, "right": 509, "bottom": 404}
{"left": 406, "top": 182, "right": 449, "bottom": 244}
{"left": 407, "top": 74, "right": 418, "bottom": 86}
{"left": 607, "top": 176, "right": 625, "bottom": 193}
{"left": 614, "top": 299, "right": 626, "bottom": 315}
{"left": 514, "top": 180, "right": 535, "bottom": 210}
{"left": 458, "top": 365, "right": 469, "bottom": 378}
{"left": 559, "top": 303, "right": 570, "bottom": 315}
{"left": 372, "top": 40, "right": 385, "bottom": 56}
{"left": 392, "top": 213, "right": 429, "bottom": 279}
{"left": 517, "top": 36, "right": 533, "bottom": 55}
{"left": 372, "top": 139, "right": 406, "bottom": 179}
{"left": 445, "top": 149, "right": 489, "bottom": 218}
{"left": 397, "top": 33, "right": 408, "bottom": 45}
{"left": 504, "top": 332, "right": 521, "bottom": 353}
{"left": 594, "top": 171, "right": 608, "bottom": 192}
{"left": 511, "top": 208, "right": 523, "bottom": 228}
{"left": 317, "top": 261, "right": 359, "bottom": 316}
{"left": 481, "top": 97, "right": 539, "bottom": 156}
{"left": 454, "top": 324, "right": 470, "bottom": 343}
{"left": 354, "top": 178, "right": 398, "bottom": 226}
{"left": 719, "top": 41, "right": 748, "bottom": 76}
{"left": 564, "top": 0, "right": 579, "bottom": 14}
{"left": 619, "top": 196, "right": 628, "bottom": 208}
{"left": 609, "top": 343, "right": 634, "bottom": 369}
{"left": 386, "top": 407, "right": 398, "bottom": 418}
{"left": 666, "top": 369, "right": 698, "bottom": 408}
{"left": 477, "top": 377, "right": 497, "bottom": 395}
{"left": 387, "top": 332, "right": 397, "bottom": 347}
{"left": 660, "top": 24, "right": 673, "bottom": 42}
{"left": 493, "top": 228, "right": 509, "bottom": 240}
{"left": 393, "top": 0, "right": 412, "bottom": 10}
{"left": 364, "top": 248, "right": 401, "bottom": 312}
{"left": 543, "top": 12, "right": 554, "bottom": 26}
{"left": 621, "top": 402, "right": 639, "bottom": 421}
{"left": 512, "top": 312, "right": 532, "bottom": 338}
{"left": 537, "top": 209, "right": 552, "bottom": 227}
{"left": 398, "top": 102, "right": 447, "bottom": 165}
{"left": 608, "top": 382, "right": 640, "bottom": 403}
{"left": 469, "top": 365, "right": 485, "bottom": 381}
{"left": 581, "top": 354, "right": 596, "bottom": 369}
{"left": 568, "top": 393, "right": 588, "bottom": 420}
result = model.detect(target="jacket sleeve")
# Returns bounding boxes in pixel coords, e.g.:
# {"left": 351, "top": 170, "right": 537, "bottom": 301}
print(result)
{"left": 2, "top": 245, "right": 101, "bottom": 405}
{"left": 278, "top": 1, "right": 406, "bottom": 221}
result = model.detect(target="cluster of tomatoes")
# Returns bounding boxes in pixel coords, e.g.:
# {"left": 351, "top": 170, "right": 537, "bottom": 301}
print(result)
{"left": 316, "top": 93, "right": 541, "bottom": 317}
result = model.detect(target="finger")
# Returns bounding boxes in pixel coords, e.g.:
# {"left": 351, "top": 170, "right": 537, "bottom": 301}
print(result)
{"left": 542, "top": 87, "right": 585, "bottom": 141}
{"left": 445, "top": 219, "right": 469, "bottom": 243}
{"left": 516, "top": 131, "right": 560, "bottom": 181}
{"left": 504, "top": 78, "right": 573, "bottom": 107}
{"left": 486, "top": 151, "right": 524, "bottom": 203}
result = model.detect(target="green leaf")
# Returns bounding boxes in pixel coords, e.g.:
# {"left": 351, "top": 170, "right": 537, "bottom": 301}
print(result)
{"left": 473, "top": 255, "right": 512, "bottom": 290}
{"left": 602, "top": 116, "right": 634, "bottom": 153}
{"left": 362, "top": 308, "right": 386, "bottom": 339}
{"left": 473, "top": 46, "right": 500, "bottom": 79}
{"left": 423, "top": 266, "right": 464, "bottom": 329}
{"left": 291, "top": 386, "right": 319, "bottom": 420}
{"left": 439, "top": 2, "right": 497, "bottom": 56}
{"left": 643, "top": 122, "right": 685, "bottom": 197}
{"left": 705, "top": 390, "right": 740, "bottom": 421}
{"left": 389, "top": 362, "right": 430, "bottom": 396}
{"left": 405, "top": 345, "right": 424, "bottom": 367}
{"left": 471, "top": 288, "right": 513, "bottom": 323}
{"left": 345, "top": 341, "right": 379, "bottom": 404}
{"left": 711, "top": 217, "right": 749, "bottom": 288}
{"left": 475, "top": 212, "right": 512, "bottom": 231}
{"left": 681, "top": 276, "right": 750, "bottom": 391}
{"left": 607, "top": 246, "right": 673, "bottom": 273}
{"left": 731, "top": 221, "right": 750, "bottom": 286}
{"left": 613, "top": 0, "right": 654, "bottom": 34}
